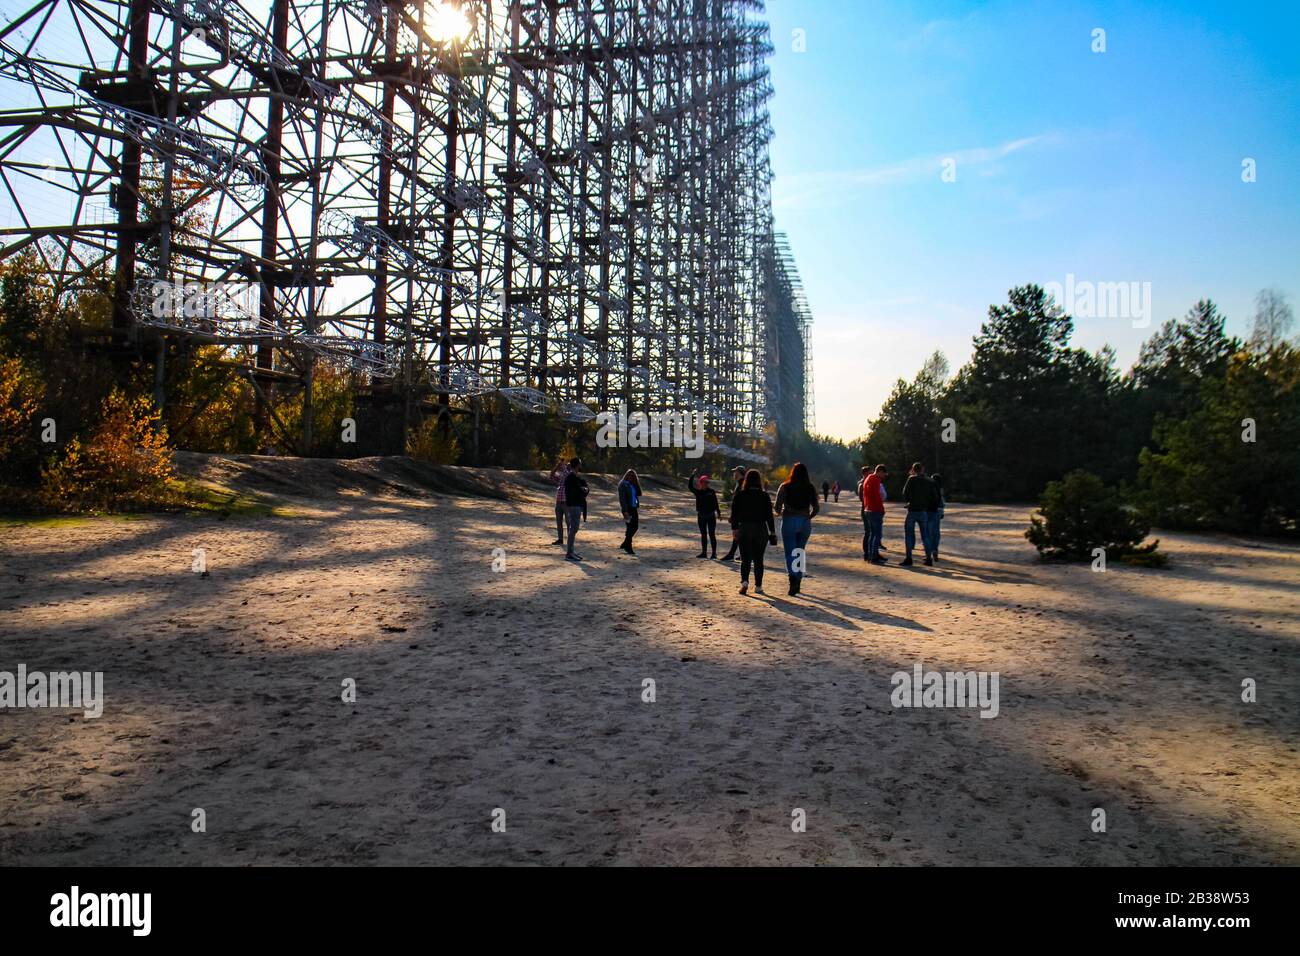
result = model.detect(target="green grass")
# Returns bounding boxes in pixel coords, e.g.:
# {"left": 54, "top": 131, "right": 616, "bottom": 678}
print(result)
{"left": 0, "top": 513, "right": 100, "bottom": 529}
{"left": 173, "top": 479, "right": 298, "bottom": 519}
{"left": 1118, "top": 548, "right": 1170, "bottom": 568}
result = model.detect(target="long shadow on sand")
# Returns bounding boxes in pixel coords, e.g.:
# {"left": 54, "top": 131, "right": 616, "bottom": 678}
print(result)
{"left": 2, "top": 488, "right": 1297, "bottom": 867}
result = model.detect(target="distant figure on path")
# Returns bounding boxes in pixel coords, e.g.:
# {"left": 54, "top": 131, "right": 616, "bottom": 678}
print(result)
{"left": 688, "top": 469, "right": 721, "bottom": 558}
{"left": 930, "top": 473, "right": 946, "bottom": 560}
{"left": 900, "top": 461, "right": 939, "bottom": 567}
{"left": 548, "top": 457, "right": 570, "bottom": 544}
{"left": 832, "top": 480, "right": 841, "bottom": 502}
{"left": 720, "top": 465, "right": 746, "bottom": 560}
{"left": 778, "top": 462, "right": 821, "bottom": 595}
{"left": 821, "top": 479, "right": 830, "bottom": 502}
{"left": 618, "top": 469, "right": 642, "bottom": 555}
{"left": 730, "top": 468, "right": 777, "bottom": 595}
{"left": 861, "top": 464, "right": 889, "bottom": 564}
{"left": 563, "top": 458, "right": 589, "bottom": 561}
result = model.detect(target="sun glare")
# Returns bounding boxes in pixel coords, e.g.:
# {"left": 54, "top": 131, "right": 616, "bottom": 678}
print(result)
{"left": 426, "top": 1, "right": 472, "bottom": 43}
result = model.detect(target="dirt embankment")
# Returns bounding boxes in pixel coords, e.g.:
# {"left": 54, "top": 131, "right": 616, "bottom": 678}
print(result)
{"left": 174, "top": 451, "right": 680, "bottom": 508}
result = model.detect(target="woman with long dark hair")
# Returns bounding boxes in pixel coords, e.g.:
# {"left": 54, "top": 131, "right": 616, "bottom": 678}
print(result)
{"left": 775, "top": 461, "right": 820, "bottom": 595}
{"left": 729, "top": 469, "right": 776, "bottom": 595}
{"left": 617, "top": 469, "right": 643, "bottom": 554}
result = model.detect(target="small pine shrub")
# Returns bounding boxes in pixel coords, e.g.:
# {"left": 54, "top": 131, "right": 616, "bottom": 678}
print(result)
{"left": 1026, "top": 470, "right": 1164, "bottom": 564}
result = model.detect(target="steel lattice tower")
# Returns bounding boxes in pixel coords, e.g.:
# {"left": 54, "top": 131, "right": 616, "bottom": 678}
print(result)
{"left": 0, "top": 0, "right": 811, "bottom": 460}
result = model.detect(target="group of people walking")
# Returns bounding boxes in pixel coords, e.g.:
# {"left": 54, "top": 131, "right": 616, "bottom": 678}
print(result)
{"left": 547, "top": 455, "right": 947, "bottom": 595}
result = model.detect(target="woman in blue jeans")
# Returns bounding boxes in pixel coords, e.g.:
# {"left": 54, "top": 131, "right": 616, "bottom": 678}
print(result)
{"left": 775, "top": 462, "right": 820, "bottom": 596}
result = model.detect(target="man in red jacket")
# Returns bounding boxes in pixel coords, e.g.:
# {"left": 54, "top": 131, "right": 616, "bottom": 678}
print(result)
{"left": 861, "top": 464, "right": 888, "bottom": 564}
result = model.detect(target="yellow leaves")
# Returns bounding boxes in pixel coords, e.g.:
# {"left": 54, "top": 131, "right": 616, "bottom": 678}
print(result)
{"left": 40, "top": 388, "right": 177, "bottom": 511}
{"left": 0, "top": 355, "right": 41, "bottom": 463}
{"left": 406, "top": 414, "right": 461, "bottom": 465}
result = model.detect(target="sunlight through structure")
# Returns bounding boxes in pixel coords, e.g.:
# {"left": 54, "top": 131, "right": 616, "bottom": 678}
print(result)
{"left": 0, "top": 0, "right": 812, "bottom": 457}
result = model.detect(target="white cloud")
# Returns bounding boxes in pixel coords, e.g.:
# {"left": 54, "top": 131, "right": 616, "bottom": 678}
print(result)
{"left": 901, "top": 11, "right": 984, "bottom": 52}
{"left": 773, "top": 133, "right": 1064, "bottom": 210}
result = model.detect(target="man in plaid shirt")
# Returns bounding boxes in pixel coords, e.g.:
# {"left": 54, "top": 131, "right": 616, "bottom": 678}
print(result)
{"left": 549, "top": 457, "right": 571, "bottom": 544}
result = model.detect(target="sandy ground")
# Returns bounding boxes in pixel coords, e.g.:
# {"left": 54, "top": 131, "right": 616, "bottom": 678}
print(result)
{"left": 1, "top": 462, "right": 1298, "bottom": 866}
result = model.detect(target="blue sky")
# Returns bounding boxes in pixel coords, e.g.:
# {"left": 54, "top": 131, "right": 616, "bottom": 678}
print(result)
{"left": 765, "top": 0, "right": 1300, "bottom": 441}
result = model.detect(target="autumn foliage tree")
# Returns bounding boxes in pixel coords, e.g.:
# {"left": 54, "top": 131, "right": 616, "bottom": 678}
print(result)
{"left": 40, "top": 389, "right": 176, "bottom": 511}
{"left": 0, "top": 355, "right": 42, "bottom": 491}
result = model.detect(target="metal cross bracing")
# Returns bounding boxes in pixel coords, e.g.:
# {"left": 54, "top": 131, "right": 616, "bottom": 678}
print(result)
{"left": 766, "top": 230, "right": 812, "bottom": 436}
{"left": 0, "top": 0, "right": 809, "bottom": 460}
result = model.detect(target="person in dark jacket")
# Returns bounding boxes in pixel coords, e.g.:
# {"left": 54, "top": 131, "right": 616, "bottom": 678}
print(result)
{"left": 900, "top": 461, "right": 939, "bottom": 567}
{"left": 729, "top": 469, "right": 777, "bottom": 595}
{"left": 618, "top": 469, "right": 643, "bottom": 555}
{"left": 688, "top": 469, "right": 722, "bottom": 558}
{"left": 562, "top": 458, "right": 589, "bottom": 561}
{"left": 821, "top": 479, "right": 830, "bottom": 502}
{"left": 929, "top": 473, "right": 946, "bottom": 560}
{"left": 720, "top": 465, "right": 747, "bottom": 560}
{"left": 777, "top": 462, "right": 821, "bottom": 595}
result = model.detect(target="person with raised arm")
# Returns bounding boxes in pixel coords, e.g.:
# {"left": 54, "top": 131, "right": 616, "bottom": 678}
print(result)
{"left": 687, "top": 468, "right": 722, "bottom": 558}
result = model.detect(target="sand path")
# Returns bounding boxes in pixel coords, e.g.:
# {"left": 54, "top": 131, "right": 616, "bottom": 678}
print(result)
{"left": 2, "top": 474, "right": 1297, "bottom": 865}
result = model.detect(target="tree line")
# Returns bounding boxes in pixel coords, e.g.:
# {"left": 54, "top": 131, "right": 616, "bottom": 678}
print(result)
{"left": 859, "top": 285, "right": 1299, "bottom": 537}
